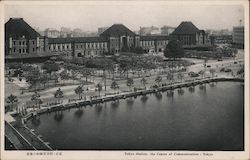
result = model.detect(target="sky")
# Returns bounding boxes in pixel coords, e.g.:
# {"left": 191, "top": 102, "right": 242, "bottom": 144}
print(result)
{"left": 4, "top": 3, "right": 244, "bottom": 32}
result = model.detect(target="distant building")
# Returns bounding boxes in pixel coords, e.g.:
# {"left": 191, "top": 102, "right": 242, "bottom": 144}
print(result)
{"left": 232, "top": 26, "right": 244, "bottom": 49}
{"left": 98, "top": 27, "right": 109, "bottom": 35}
{"left": 210, "top": 35, "right": 232, "bottom": 45}
{"left": 60, "top": 27, "right": 72, "bottom": 38}
{"left": 5, "top": 18, "right": 49, "bottom": 58}
{"left": 44, "top": 28, "right": 61, "bottom": 38}
{"left": 161, "top": 26, "right": 175, "bottom": 36}
{"left": 140, "top": 26, "right": 161, "bottom": 35}
{"left": 170, "top": 21, "right": 210, "bottom": 47}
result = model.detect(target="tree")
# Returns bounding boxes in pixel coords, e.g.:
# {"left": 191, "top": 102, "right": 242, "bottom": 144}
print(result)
{"left": 42, "top": 60, "right": 60, "bottom": 75}
{"left": 164, "top": 40, "right": 185, "bottom": 59}
{"left": 203, "top": 58, "right": 208, "bottom": 78}
{"left": 140, "top": 77, "right": 147, "bottom": 89}
{"left": 54, "top": 88, "right": 64, "bottom": 103}
{"left": 164, "top": 40, "right": 185, "bottom": 83}
{"left": 209, "top": 68, "right": 216, "bottom": 78}
{"left": 6, "top": 94, "right": 18, "bottom": 112}
{"left": 126, "top": 78, "right": 134, "bottom": 91}
{"left": 75, "top": 86, "right": 84, "bottom": 99}
{"left": 155, "top": 75, "right": 162, "bottom": 86}
{"left": 60, "top": 70, "right": 69, "bottom": 84}
{"left": 110, "top": 80, "right": 119, "bottom": 94}
{"left": 177, "top": 72, "right": 184, "bottom": 82}
{"left": 40, "top": 74, "right": 49, "bottom": 89}
{"left": 96, "top": 83, "right": 103, "bottom": 97}
{"left": 31, "top": 91, "right": 42, "bottom": 110}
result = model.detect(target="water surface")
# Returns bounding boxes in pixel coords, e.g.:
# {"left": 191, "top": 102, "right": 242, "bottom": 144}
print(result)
{"left": 27, "top": 82, "right": 244, "bottom": 150}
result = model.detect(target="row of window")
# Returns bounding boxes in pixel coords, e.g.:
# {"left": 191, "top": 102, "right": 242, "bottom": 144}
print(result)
{"left": 12, "top": 48, "right": 36, "bottom": 53}
{"left": 75, "top": 42, "right": 107, "bottom": 49}
{"left": 12, "top": 40, "right": 36, "bottom": 46}
{"left": 140, "top": 40, "right": 168, "bottom": 46}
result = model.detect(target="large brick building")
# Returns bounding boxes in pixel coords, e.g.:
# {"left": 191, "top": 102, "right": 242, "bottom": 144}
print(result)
{"left": 5, "top": 18, "right": 49, "bottom": 57}
{"left": 170, "top": 21, "right": 210, "bottom": 47}
{"left": 5, "top": 18, "right": 211, "bottom": 60}
{"left": 49, "top": 24, "right": 169, "bottom": 58}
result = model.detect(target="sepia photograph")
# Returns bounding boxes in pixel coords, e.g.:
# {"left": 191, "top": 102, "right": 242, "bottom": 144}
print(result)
{"left": 1, "top": 0, "right": 249, "bottom": 160}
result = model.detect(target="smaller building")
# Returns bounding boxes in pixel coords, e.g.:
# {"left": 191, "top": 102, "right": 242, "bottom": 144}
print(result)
{"left": 161, "top": 25, "right": 175, "bottom": 36}
{"left": 232, "top": 26, "right": 244, "bottom": 49}
{"left": 210, "top": 35, "right": 233, "bottom": 45}
{"left": 44, "top": 28, "right": 61, "bottom": 38}
{"left": 5, "top": 18, "right": 49, "bottom": 57}
{"left": 170, "top": 21, "right": 210, "bottom": 48}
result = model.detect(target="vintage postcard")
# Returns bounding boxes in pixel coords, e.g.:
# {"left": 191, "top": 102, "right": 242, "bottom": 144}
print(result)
{"left": 0, "top": 0, "right": 249, "bottom": 160}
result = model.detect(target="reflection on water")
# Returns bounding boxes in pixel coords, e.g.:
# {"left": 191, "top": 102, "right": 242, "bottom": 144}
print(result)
{"left": 154, "top": 92, "right": 162, "bottom": 100}
{"left": 140, "top": 95, "right": 148, "bottom": 103}
{"left": 27, "top": 82, "right": 244, "bottom": 150}
{"left": 177, "top": 88, "right": 184, "bottom": 95}
{"left": 74, "top": 109, "right": 84, "bottom": 118}
{"left": 167, "top": 90, "right": 174, "bottom": 97}
{"left": 126, "top": 98, "right": 134, "bottom": 106}
{"left": 111, "top": 100, "right": 119, "bottom": 109}
{"left": 53, "top": 112, "right": 64, "bottom": 122}
{"left": 188, "top": 86, "right": 195, "bottom": 92}
{"left": 199, "top": 84, "right": 207, "bottom": 90}
{"left": 94, "top": 104, "right": 103, "bottom": 116}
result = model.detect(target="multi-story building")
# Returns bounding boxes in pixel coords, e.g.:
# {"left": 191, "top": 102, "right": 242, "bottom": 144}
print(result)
{"left": 170, "top": 21, "right": 210, "bottom": 47}
{"left": 5, "top": 18, "right": 171, "bottom": 60}
{"left": 5, "top": 18, "right": 49, "bottom": 57}
{"left": 44, "top": 28, "right": 61, "bottom": 38}
{"left": 161, "top": 25, "right": 175, "bottom": 36}
{"left": 49, "top": 24, "right": 169, "bottom": 58}
{"left": 48, "top": 37, "right": 109, "bottom": 58}
{"left": 210, "top": 35, "right": 233, "bottom": 45}
{"left": 232, "top": 26, "right": 244, "bottom": 49}
{"left": 140, "top": 26, "right": 160, "bottom": 35}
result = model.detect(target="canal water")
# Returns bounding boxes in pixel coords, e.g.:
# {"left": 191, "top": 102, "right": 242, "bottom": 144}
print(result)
{"left": 27, "top": 82, "right": 244, "bottom": 150}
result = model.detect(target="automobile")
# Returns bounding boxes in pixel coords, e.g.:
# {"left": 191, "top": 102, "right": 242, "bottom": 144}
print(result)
{"left": 220, "top": 68, "right": 225, "bottom": 72}
{"left": 224, "top": 68, "right": 232, "bottom": 72}
{"left": 217, "top": 59, "right": 223, "bottom": 61}
{"left": 207, "top": 65, "right": 211, "bottom": 68}
{"left": 188, "top": 71, "right": 199, "bottom": 77}
{"left": 234, "top": 61, "right": 238, "bottom": 64}
{"left": 198, "top": 70, "right": 204, "bottom": 74}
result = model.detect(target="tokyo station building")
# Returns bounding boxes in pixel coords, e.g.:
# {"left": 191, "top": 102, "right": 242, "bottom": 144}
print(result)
{"left": 5, "top": 18, "right": 210, "bottom": 61}
{"left": 48, "top": 24, "right": 169, "bottom": 58}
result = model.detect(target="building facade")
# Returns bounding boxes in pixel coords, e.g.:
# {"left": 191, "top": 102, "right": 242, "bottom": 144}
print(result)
{"left": 48, "top": 24, "right": 169, "bottom": 58}
{"left": 232, "top": 26, "right": 244, "bottom": 49}
{"left": 5, "top": 18, "right": 170, "bottom": 59}
{"left": 5, "top": 18, "right": 49, "bottom": 57}
{"left": 170, "top": 21, "right": 210, "bottom": 47}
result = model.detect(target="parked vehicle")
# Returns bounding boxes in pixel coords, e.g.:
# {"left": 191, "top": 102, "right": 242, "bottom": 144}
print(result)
{"left": 188, "top": 71, "right": 199, "bottom": 77}
{"left": 220, "top": 68, "right": 225, "bottom": 72}
{"left": 224, "top": 68, "right": 232, "bottom": 72}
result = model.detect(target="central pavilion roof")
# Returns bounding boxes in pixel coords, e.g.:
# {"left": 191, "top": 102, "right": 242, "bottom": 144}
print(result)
{"left": 100, "top": 24, "right": 136, "bottom": 37}
{"left": 172, "top": 21, "right": 200, "bottom": 35}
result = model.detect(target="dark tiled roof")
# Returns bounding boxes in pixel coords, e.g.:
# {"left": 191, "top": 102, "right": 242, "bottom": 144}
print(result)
{"left": 172, "top": 21, "right": 200, "bottom": 35}
{"left": 100, "top": 24, "right": 136, "bottom": 37}
{"left": 48, "top": 37, "right": 108, "bottom": 44}
{"left": 5, "top": 18, "right": 40, "bottom": 40}
{"left": 140, "top": 35, "right": 169, "bottom": 41}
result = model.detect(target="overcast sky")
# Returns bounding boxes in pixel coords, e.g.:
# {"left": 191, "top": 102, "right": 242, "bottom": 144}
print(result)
{"left": 4, "top": 4, "right": 244, "bottom": 32}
